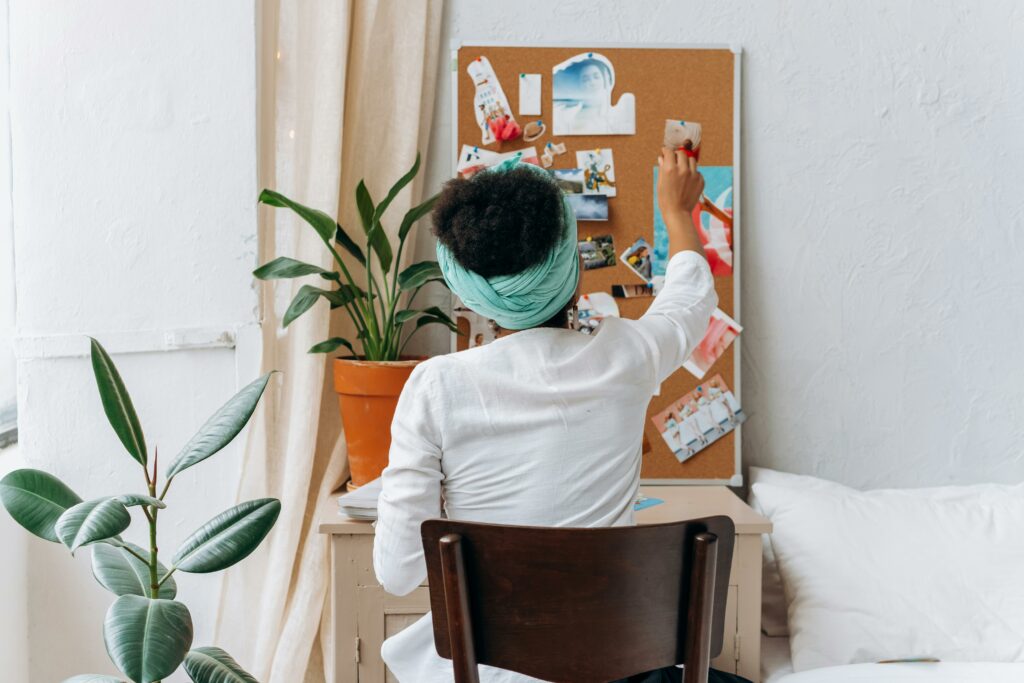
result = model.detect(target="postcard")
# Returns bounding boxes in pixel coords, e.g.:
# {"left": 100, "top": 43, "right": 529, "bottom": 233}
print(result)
{"left": 518, "top": 73, "right": 542, "bottom": 116}
{"left": 550, "top": 168, "right": 585, "bottom": 194}
{"left": 653, "top": 165, "right": 735, "bottom": 276}
{"left": 575, "top": 292, "right": 619, "bottom": 333}
{"left": 577, "top": 234, "right": 616, "bottom": 270}
{"left": 611, "top": 283, "right": 653, "bottom": 298}
{"left": 682, "top": 308, "right": 742, "bottom": 379}
{"left": 663, "top": 119, "right": 702, "bottom": 152}
{"left": 649, "top": 374, "right": 745, "bottom": 463}
{"left": 575, "top": 148, "right": 616, "bottom": 197}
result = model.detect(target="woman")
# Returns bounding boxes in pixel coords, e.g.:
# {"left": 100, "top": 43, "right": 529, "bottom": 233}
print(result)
{"left": 553, "top": 53, "right": 636, "bottom": 135}
{"left": 374, "top": 148, "right": 747, "bottom": 683}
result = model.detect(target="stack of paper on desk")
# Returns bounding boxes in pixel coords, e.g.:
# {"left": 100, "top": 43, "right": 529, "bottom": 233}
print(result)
{"left": 338, "top": 477, "right": 382, "bottom": 520}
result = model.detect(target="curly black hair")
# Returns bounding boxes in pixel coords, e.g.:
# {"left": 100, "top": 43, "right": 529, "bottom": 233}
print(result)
{"left": 432, "top": 166, "right": 565, "bottom": 279}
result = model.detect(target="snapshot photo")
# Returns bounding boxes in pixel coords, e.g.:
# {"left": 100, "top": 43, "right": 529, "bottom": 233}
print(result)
{"left": 575, "top": 292, "right": 620, "bottom": 333}
{"left": 611, "top": 283, "right": 653, "bottom": 299}
{"left": 552, "top": 52, "right": 636, "bottom": 136}
{"left": 549, "top": 167, "right": 585, "bottom": 194}
{"left": 576, "top": 148, "right": 617, "bottom": 196}
{"left": 566, "top": 194, "right": 608, "bottom": 221}
{"left": 650, "top": 374, "right": 745, "bottom": 463}
{"left": 621, "top": 237, "right": 653, "bottom": 283}
{"left": 577, "top": 234, "right": 616, "bottom": 270}
{"left": 683, "top": 308, "right": 742, "bottom": 379}
{"left": 663, "top": 119, "right": 703, "bottom": 153}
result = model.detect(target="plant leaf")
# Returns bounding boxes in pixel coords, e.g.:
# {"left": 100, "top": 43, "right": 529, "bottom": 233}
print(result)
{"left": 90, "top": 338, "right": 147, "bottom": 467}
{"left": 63, "top": 675, "right": 129, "bottom": 682}
{"left": 355, "top": 181, "right": 375, "bottom": 234}
{"left": 0, "top": 469, "right": 83, "bottom": 542}
{"left": 253, "top": 256, "right": 339, "bottom": 282}
{"left": 172, "top": 498, "right": 281, "bottom": 574}
{"left": 334, "top": 225, "right": 366, "bottom": 266}
{"left": 183, "top": 647, "right": 258, "bottom": 683}
{"left": 56, "top": 497, "right": 132, "bottom": 553}
{"left": 398, "top": 192, "right": 439, "bottom": 241}
{"left": 308, "top": 338, "right": 355, "bottom": 355}
{"left": 115, "top": 494, "right": 166, "bottom": 509}
{"left": 394, "top": 309, "right": 421, "bottom": 324}
{"left": 367, "top": 224, "right": 394, "bottom": 274}
{"left": 103, "top": 595, "right": 193, "bottom": 683}
{"left": 322, "top": 285, "right": 361, "bottom": 310}
{"left": 282, "top": 285, "right": 325, "bottom": 327}
{"left": 397, "top": 260, "right": 445, "bottom": 291}
{"left": 258, "top": 189, "right": 335, "bottom": 244}
{"left": 373, "top": 153, "right": 420, "bottom": 227}
{"left": 92, "top": 542, "right": 177, "bottom": 599}
{"left": 165, "top": 373, "right": 273, "bottom": 480}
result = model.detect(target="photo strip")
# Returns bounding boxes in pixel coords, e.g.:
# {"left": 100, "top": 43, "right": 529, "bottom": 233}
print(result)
{"left": 650, "top": 374, "right": 745, "bottom": 463}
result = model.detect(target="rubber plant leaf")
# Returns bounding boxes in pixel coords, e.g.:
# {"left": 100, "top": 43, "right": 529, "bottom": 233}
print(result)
{"left": 90, "top": 338, "right": 148, "bottom": 467}
{"left": 115, "top": 494, "right": 166, "bottom": 509}
{"left": 0, "top": 468, "right": 82, "bottom": 542}
{"left": 92, "top": 542, "right": 177, "bottom": 599}
{"left": 257, "top": 189, "right": 335, "bottom": 243}
{"left": 182, "top": 647, "right": 259, "bottom": 683}
{"left": 103, "top": 595, "right": 193, "bottom": 683}
{"left": 165, "top": 373, "right": 273, "bottom": 480}
{"left": 397, "top": 261, "right": 445, "bottom": 291}
{"left": 56, "top": 497, "right": 132, "bottom": 553}
{"left": 253, "top": 256, "right": 339, "bottom": 282}
{"left": 172, "top": 498, "right": 281, "bottom": 573}
{"left": 62, "top": 676, "right": 129, "bottom": 682}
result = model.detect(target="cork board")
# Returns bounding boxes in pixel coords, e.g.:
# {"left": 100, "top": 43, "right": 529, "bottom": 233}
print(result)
{"left": 453, "top": 43, "right": 741, "bottom": 485}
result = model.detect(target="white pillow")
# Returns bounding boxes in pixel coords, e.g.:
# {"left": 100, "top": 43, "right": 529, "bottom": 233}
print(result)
{"left": 752, "top": 469, "right": 1024, "bottom": 672}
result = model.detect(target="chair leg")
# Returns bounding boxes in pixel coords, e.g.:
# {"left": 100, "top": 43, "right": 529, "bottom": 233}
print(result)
{"left": 440, "top": 533, "right": 481, "bottom": 683}
{"left": 683, "top": 532, "right": 718, "bottom": 683}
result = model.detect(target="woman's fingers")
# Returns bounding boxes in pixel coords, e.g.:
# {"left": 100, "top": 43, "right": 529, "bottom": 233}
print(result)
{"left": 688, "top": 155, "right": 698, "bottom": 173}
{"left": 661, "top": 146, "right": 677, "bottom": 169}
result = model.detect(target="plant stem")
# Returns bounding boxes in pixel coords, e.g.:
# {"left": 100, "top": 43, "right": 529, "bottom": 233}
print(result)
{"left": 120, "top": 544, "right": 150, "bottom": 565}
{"left": 148, "top": 449, "right": 160, "bottom": 599}
{"left": 156, "top": 566, "right": 177, "bottom": 589}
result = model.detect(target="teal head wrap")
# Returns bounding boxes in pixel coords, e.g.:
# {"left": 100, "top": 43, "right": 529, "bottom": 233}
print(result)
{"left": 437, "top": 155, "right": 580, "bottom": 331}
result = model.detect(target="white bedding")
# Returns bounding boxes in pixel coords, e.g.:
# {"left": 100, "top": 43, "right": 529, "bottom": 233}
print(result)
{"left": 763, "top": 635, "right": 1024, "bottom": 682}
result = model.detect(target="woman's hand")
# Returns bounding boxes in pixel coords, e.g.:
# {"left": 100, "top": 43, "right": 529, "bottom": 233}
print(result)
{"left": 657, "top": 146, "right": 704, "bottom": 221}
{"left": 657, "top": 146, "right": 706, "bottom": 258}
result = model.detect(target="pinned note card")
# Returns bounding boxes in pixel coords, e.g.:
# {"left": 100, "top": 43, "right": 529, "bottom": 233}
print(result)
{"left": 519, "top": 73, "right": 541, "bottom": 116}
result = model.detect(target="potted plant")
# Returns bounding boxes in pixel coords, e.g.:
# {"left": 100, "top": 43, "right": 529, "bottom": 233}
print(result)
{"left": 0, "top": 338, "right": 277, "bottom": 683}
{"left": 254, "top": 154, "right": 455, "bottom": 488}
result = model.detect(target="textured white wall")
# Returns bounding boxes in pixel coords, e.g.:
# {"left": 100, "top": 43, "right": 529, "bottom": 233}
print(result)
{"left": 415, "top": 0, "right": 1024, "bottom": 489}
{"left": 9, "top": 1, "right": 259, "bottom": 681}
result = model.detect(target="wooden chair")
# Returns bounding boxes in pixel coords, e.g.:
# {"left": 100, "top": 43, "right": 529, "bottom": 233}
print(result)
{"left": 421, "top": 516, "right": 735, "bottom": 683}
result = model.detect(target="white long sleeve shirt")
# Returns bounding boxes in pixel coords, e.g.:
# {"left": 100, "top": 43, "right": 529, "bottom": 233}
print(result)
{"left": 373, "top": 250, "right": 718, "bottom": 682}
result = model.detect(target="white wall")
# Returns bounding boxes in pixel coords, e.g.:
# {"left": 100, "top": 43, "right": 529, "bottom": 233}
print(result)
{"left": 9, "top": 1, "right": 259, "bottom": 681}
{"left": 416, "top": 0, "right": 1024, "bottom": 489}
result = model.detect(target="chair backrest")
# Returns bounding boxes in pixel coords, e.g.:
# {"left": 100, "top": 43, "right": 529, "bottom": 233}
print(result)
{"left": 421, "top": 516, "right": 735, "bottom": 683}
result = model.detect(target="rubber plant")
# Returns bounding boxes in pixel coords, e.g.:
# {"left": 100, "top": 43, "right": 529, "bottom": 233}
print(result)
{"left": 253, "top": 152, "right": 456, "bottom": 359}
{"left": 0, "top": 338, "right": 278, "bottom": 683}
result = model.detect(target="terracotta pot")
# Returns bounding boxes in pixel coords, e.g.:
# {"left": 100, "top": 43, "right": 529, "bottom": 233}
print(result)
{"left": 333, "top": 358, "right": 421, "bottom": 490}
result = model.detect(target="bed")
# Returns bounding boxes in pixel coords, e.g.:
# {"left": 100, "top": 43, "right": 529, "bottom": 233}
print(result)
{"left": 750, "top": 467, "right": 1024, "bottom": 683}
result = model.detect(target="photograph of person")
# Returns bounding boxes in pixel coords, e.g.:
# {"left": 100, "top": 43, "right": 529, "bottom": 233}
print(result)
{"left": 650, "top": 375, "right": 745, "bottom": 463}
{"left": 654, "top": 165, "right": 735, "bottom": 276}
{"left": 683, "top": 308, "right": 742, "bottom": 379}
{"left": 552, "top": 52, "right": 636, "bottom": 135}
{"left": 621, "top": 238, "right": 653, "bottom": 283}
{"left": 576, "top": 148, "right": 617, "bottom": 197}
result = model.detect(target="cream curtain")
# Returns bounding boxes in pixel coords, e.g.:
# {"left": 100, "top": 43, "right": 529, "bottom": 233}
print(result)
{"left": 214, "top": 2, "right": 442, "bottom": 681}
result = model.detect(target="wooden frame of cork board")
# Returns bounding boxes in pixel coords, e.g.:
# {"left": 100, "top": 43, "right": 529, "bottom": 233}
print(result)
{"left": 451, "top": 42, "right": 743, "bottom": 486}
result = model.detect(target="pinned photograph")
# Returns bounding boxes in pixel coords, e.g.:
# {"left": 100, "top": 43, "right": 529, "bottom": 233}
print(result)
{"left": 621, "top": 238, "right": 653, "bottom": 283}
{"left": 565, "top": 194, "right": 608, "bottom": 221}
{"left": 467, "top": 56, "right": 520, "bottom": 144}
{"left": 575, "top": 292, "right": 619, "bottom": 333}
{"left": 552, "top": 52, "right": 636, "bottom": 135}
{"left": 611, "top": 283, "right": 653, "bottom": 298}
{"left": 576, "top": 149, "right": 617, "bottom": 197}
{"left": 663, "top": 119, "right": 703, "bottom": 154}
{"left": 577, "top": 234, "right": 616, "bottom": 270}
{"left": 457, "top": 146, "right": 541, "bottom": 178}
{"left": 653, "top": 166, "right": 734, "bottom": 276}
{"left": 650, "top": 374, "right": 745, "bottom": 463}
{"left": 453, "top": 306, "right": 496, "bottom": 351}
{"left": 683, "top": 308, "right": 742, "bottom": 379}
{"left": 550, "top": 168, "right": 585, "bottom": 194}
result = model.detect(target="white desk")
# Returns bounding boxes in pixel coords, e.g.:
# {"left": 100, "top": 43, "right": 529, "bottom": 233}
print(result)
{"left": 318, "top": 485, "right": 772, "bottom": 682}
